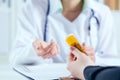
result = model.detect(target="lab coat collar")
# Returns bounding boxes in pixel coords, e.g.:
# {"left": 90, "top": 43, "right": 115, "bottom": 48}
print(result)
{"left": 50, "top": 0, "right": 95, "bottom": 14}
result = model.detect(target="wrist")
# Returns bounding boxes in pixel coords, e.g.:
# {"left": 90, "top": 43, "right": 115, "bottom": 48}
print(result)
{"left": 77, "top": 64, "right": 95, "bottom": 79}
{"left": 76, "top": 66, "right": 86, "bottom": 80}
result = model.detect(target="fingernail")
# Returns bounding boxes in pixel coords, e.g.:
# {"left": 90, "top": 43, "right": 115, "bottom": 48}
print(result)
{"left": 70, "top": 47, "right": 75, "bottom": 51}
{"left": 82, "top": 42, "right": 85, "bottom": 46}
{"left": 51, "top": 39, "right": 54, "bottom": 43}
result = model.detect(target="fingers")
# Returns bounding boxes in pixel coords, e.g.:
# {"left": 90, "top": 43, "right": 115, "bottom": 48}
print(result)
{"left": 39, "top": 40, "right": 55, "bottom": 56}
{"left": 33, "top": 39, "right": 43, "bottom": 52}
{"left": 85, "top": 47, "right": 94, "bottom": 56}
{"left": 43, "top": 40, "right": 54, "bottom": 51}
{"left": 82, "top": 43, "right": 94, "bottom": 56}
{"left": 42, "top": 44, "right": 58, "bottom": 59}
{"left": 68, "top": 52, "right": 76, "bottom": 62}
{"left": 71, "top": 47, "right": 83, "bottom": 56}
{"left": 42, "top": 52, "right": 54, "bottom": 59}
{"left": 34, "top": 39, "right": 59, "bottom": 59}
{"left": 82, "top": 42, "right": 86, "bottom": 49}
{"left": 56, "top": 44, "right": 60, "bottom": 54}
{"left": 68, "top": 47, "right": 76, "bottom": 63}
{"left": 70, "top": 47, "right": 85, "bottom": 60}
{"left": 43, "top": 40, "right": 56, "bottom": 56}
{"left": 81, "top": 43, "right": 95, "bottom": 62}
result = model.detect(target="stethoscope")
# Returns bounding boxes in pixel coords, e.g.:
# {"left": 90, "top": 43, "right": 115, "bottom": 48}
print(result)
{"left": 44, "top": 0, "right": 100, "bottom": 46}
{"left": 44, "top": 0, "right": 50, "bottom": 41}
{"left": 88, "top": 9, "right": 100, "bottom": 46}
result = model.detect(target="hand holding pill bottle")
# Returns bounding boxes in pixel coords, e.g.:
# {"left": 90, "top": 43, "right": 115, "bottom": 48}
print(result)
{"left": 66, "top": 34, "right": 86, "bottom": 54}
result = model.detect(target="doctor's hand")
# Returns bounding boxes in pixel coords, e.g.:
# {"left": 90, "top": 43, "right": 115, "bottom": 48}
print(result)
{"left": 33, "top": 39, "right": 59, "bottom": 59}
{"left": 82, "top": 43, "right": 95, "bottom": 62}
{"left": 67, "top": 47, "right": 94, "bottom": 80}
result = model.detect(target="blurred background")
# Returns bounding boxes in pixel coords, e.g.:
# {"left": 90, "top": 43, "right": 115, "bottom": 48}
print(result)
{"left": 0, "top": 0, "right": 120, "bottom": 80}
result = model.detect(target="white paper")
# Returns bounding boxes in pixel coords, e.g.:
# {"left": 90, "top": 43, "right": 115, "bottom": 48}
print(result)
{"left": 14, "top": 63, "right": 70, "bottom": 80}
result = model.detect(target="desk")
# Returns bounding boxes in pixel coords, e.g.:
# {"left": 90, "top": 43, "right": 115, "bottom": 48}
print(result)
{"left": 0, "top": 64, "right": 27, "bottom": 80}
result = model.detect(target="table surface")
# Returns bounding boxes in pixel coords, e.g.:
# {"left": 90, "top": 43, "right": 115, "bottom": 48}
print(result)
{"left": 1, "top": 57, "right": 120, "bottom": 80}
{"left": 0, "top": 64, "right": 27, "bottom": 80}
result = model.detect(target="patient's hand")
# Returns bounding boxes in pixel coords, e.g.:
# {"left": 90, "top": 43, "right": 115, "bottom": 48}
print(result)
{"left": 33, "top": 39, "right": 59, "bottom": 59}
{"left": 82, "top": 43, "right": 95, "bottom": 62}
{"left": 67, "top": 47, "right": 94, "bottom": 80}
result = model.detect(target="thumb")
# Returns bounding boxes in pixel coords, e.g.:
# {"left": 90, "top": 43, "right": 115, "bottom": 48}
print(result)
{"left": 82, "top": 42, "right": 86, "bottom": 48}
{"left": 71, "top": 47, "right": 87, "bottom": 59}
{"left": 71, "top": 47, "right": 82, "bottom": 57}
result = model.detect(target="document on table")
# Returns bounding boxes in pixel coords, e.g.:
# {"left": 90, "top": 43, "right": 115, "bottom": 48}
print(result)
{"left": 14, "top": 63, "right": 70, "bottom": 80}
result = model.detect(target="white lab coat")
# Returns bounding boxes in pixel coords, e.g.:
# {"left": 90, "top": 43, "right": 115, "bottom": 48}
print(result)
{"left": 10, "top": 0, "right": 118, "bottom": 66}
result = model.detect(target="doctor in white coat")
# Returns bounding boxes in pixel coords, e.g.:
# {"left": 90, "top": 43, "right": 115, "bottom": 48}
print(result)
{"left": 10, "top": 0, "right": 118, "bottom": 66}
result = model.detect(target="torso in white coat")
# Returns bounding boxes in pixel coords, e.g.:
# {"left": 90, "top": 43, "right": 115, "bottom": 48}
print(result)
{"left": 10, "top": 0, "right": 118, "bottom": 65}
{"left": 47, "top": 12, "right": 89, "bottom": 62}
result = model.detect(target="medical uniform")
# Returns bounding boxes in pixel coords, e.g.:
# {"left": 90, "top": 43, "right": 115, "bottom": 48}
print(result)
{"left": 10, "top": 0, "right": 118, "bottom": 66}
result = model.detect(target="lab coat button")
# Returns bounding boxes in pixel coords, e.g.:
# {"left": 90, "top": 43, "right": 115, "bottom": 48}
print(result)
{"left": 100, "top": 51, "right": 104, "bottom": 54}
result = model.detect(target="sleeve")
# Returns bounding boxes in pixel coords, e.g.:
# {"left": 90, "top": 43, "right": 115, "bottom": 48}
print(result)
{"left": 95, "top": 6, "right": 118, "bottom": 59}
{"left": 9, "top": 0, "right": 53, "bottom": 66}
{"left": 84, "top": 66, "right": 120, "bottom": 80}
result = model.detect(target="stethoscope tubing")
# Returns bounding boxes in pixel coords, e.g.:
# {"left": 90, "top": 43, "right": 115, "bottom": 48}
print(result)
{"left": 88, "top": 9, "right": 100, "bottom": 46}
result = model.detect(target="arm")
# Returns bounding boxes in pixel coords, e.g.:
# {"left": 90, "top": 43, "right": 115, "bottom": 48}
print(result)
{"left": 10, "top": 0, "right": 53, "bottom": 66}
{"left": 84, "top": 66, "right": 120, "bottom": 80}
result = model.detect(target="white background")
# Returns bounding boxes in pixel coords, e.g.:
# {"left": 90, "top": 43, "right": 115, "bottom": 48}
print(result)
{"left": 0, "top": 0, "right": 26, "bottom": 55}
